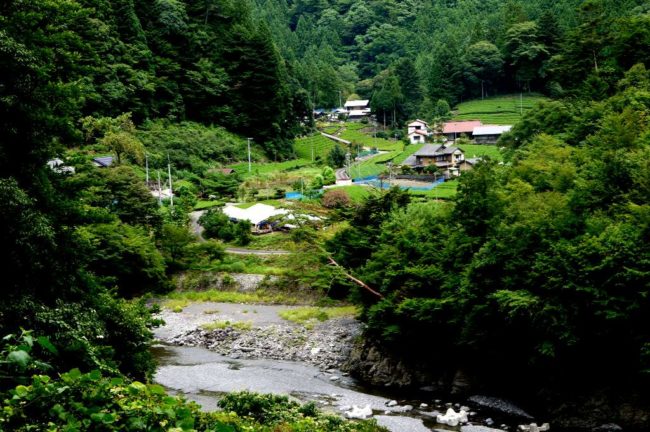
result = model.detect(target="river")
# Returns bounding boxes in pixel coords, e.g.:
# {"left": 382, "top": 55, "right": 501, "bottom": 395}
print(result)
{"left": 152, "top": 302, "right": 534, "bottom": 432}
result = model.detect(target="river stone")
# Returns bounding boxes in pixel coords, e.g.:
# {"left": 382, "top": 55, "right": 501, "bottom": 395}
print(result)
{"left": 461, "top": 426, "right": 507, "bottom": 432}
{"left": 469, "top": 395, "right": 534, "bottom": 420}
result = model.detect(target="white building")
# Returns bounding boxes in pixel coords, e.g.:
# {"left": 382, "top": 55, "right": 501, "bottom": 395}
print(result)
{"left": 344, "top": 100, "right": 370, "bottom": 111}
{"left": 407, "top": 119, "right": 430, "bottom": 135}
{"left": 408, "top": 129, "right": 429, "bottom": 144}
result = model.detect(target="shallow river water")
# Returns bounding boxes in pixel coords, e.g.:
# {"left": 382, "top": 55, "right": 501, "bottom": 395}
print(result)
{"left": 152, "top": 302, "right": 535, "bottom": 432}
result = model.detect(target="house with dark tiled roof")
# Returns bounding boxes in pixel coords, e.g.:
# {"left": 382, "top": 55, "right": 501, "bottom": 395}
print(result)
{"left": 403, "top": 144, "right": 465, "bottom": 178}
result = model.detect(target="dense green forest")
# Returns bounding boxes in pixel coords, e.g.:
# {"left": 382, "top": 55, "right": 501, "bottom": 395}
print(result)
{"left": 327, "top": 65, "right": 650, "bottom": 404}
{"left": 255, "top": 0, "right": 650, "bottom": 124}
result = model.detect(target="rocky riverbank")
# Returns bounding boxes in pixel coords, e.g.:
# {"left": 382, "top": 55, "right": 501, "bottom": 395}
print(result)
{"left": 155, "top": 302, "right": 362, "bottom": 371}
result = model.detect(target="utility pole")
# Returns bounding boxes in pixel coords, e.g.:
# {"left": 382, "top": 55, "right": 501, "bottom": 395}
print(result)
{"left": 338, "top": 90, "right": 343, "bottom": 108}
{"left": 167, "top": 154, "right": 173, "bottom": 208}
{"left": 157, "top": 170, "right": 162, "bottom": 206}
{"left": 434, "top": 172, "right": 438, "bottom": 202}
{"left": 247, "top": 138, "right": 253, "bottom": 173}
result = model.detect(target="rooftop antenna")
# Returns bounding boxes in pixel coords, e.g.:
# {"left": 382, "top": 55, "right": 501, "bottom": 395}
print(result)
{"left": 167, "top": 154, "right": 173, "bottom": 208}
{"left": 157, "top": 170, "right": 162, "bottom": 206}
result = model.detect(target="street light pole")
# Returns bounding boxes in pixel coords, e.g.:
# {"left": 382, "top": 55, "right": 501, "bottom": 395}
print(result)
{"left": 247, "top": 138, "right": 253, "bottom": 173}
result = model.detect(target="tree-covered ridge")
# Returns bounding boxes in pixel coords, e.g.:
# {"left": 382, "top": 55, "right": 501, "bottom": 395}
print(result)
{"left": 0, "top": 0, "right": 308, "bottom": 162}
{"left": 254, "top": 0, "right": 650, "bottom": 124}
{"left": 327, "top": 63, "right": 650, "bottom": 399}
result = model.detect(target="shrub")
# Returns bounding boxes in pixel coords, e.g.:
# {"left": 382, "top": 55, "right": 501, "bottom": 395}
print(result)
{"left": 322, "top": 189, "right": 352, "bottom": 208}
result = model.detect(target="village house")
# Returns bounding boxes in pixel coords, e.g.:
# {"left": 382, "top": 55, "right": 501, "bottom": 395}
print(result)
{"left": 403, "top": 144, "right": 466, "bottom": 178}
{"left": 407, "top": 119, "right": 430, "bottom": 135}
{"left": 407, "top": 119, "right": 431, "bottom": 144}
{"left": 344, "top": 100, "right": 371, "bottom": 121}
{"left": 408, "top": 129, "right": 429, "bottom": 144}
{"left": 441, "top": 120, "right": 483, "bottom": 142}
{"left": 344, "top": 100, "right": 370, "bottom": 112}
{"left": 472, "top": 125, "right": 512, "bottom": 144}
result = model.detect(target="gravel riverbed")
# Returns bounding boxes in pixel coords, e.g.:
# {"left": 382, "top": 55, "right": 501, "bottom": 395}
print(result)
{"left": 155, "top": 302, "right": 362, "bottom": 370}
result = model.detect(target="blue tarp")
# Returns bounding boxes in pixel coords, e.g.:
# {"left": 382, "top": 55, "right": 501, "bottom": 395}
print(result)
{"left": 285, "top": 192, "right": 304, "bottom": 200}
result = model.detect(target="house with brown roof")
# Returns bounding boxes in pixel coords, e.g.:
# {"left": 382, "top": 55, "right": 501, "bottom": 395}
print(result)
{"left": 442, "top": 120, "right": 483, "bottom": 142}
{"left": 402, "top": 144, "right": 466, "bottom": 178}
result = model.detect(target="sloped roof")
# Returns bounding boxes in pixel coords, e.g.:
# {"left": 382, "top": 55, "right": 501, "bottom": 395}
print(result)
{"left": 408, "top": 119, "right": 429, "bottom": 127}
{"left": 344, "top": 100, "right": 370, "bottom": 108}
{"left": 443, "top": 121, "right": 483, "bottom": 134}
{"left": 93, "top": 156, "right": 114, "bottom": 167}
{"left": 473, "top": 125, "right": 512, "bottom": 136}
{"left": 413, "top": 144, "right": 463, "bottom": 156}
{"left": 408, "top": 129, "right": 428, "bottom": 136}
{"left": 402, "top": 155, "right": 418, "bottom": 166}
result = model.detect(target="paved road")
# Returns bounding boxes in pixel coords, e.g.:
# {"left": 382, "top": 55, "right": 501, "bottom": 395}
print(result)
{"left": 335, "top": 168, "right": 350, "bottom": 181}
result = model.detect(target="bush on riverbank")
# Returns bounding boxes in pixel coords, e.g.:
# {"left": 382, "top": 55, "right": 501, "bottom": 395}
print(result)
{"left": 0, "top": 370, "right": 387, "bottom": 432}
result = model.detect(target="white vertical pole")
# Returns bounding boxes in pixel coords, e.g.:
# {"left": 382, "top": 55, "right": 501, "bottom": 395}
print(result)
{"left": 157, "top": 170, "right": 162, "bottom": 206}
{"left": 247, "top": 138, "right": 252, "bottom": 173}
{"left": 167, "top": 154, "right": 173, "bottom": 208}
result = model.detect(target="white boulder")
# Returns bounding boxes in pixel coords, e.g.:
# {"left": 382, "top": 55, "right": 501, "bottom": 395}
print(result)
{"left": 436, "top": 408, "right": 469, "bottom": 427}
{"left": 519, "top": 423, "right": 550, "bottom": 432}
{"left": 345, "top": 405, "right": 373, "bottom": 419}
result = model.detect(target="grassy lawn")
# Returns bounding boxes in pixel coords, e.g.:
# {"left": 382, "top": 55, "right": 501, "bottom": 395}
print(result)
{"left": 458, "top": 144, "right": 503, "bottom": 161}
{"left": 294, "top": 134, "right": 342, "bottom": 161}
{"left": 230, "top": 159, "right": 314, "bottom": 177}
{"left": 278, "top": 306, "right": 358, "bottom": 326}
{"left": 409, "top": 180, "right": 459, "bottom": 199}
{"left": 194, "top": 200, "right": 224, "bottom": 210}
{"left": 340, "top": 123, "right": 404, "bottom": 151}
{"left": 354, "top": 150, "right": 403, "bottom": 178}
{"left": 326, "top": 185, "right": 372, "bottom": 203}
{"left": 163, "top": 290, "right": 303, "bottom": 310}
{"left": 393, "top": 144, "right": 424, "bottom": 164}
{"left": 453, "top": 93, "right": 548, "bottom": 125}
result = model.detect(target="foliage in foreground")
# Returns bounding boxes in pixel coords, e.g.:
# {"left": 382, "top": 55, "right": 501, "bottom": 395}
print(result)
{"left": 329, "top": 65, "right": 650, "bottom": 394}
{"left": 0, "top": 371, "right": 386, "bottom": 432}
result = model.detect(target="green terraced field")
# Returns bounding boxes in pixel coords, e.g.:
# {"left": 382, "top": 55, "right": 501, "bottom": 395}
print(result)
{"left": 229, "top": 159, "right": 314, "bottom": 177}
{"left": 409, "top": 180, "right": 459, "bottom": 199}
{"left": 294, "top": 134, "right": 342, "bottom": 161}
{"left": 353, "top": 150, "right": 403, "bottom": 178}
{"left": 454, "top": 94, "right": 548, "bottom": 125}
{"left": 457, "top": 144, "right": 503, "bottom": 161}
{"left": 393, "top": 144, "right": 424, "bottom": 164}
{"left": 339, "top": 123, "right": 403, "bottom": 151}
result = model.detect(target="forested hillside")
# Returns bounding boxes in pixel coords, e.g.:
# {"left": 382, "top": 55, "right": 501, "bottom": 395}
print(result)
{"left": 254, "top": 0, "right": 650, "bottom": 124}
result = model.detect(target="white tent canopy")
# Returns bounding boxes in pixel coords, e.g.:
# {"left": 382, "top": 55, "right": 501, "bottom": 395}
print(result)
{"left": 222, "top": 203, "right": 288, "bottom": 226}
